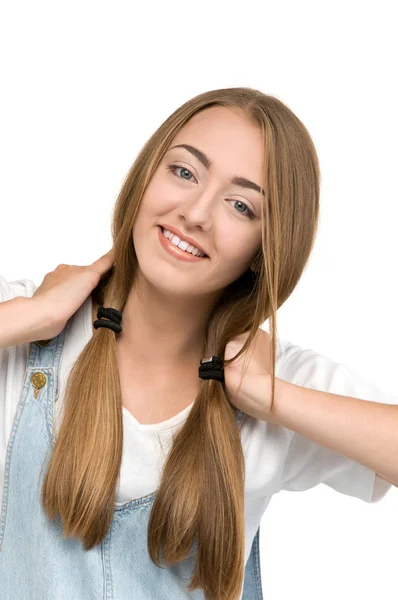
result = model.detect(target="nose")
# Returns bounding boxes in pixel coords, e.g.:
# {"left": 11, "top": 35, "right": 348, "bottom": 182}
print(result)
{"left": 177, "top": 188, "right": 218, "bottom": 232}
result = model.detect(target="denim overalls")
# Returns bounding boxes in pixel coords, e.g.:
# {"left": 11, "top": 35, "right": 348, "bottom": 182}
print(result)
{"left": 0, "top": 327, "right": 264, "bottom": 599}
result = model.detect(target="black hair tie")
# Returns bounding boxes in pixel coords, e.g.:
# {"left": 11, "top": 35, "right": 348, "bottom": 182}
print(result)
{"left": 93, "top": 306, "right": 123, "bottom": 334}
{"left": 198, "top": 356, "right": 224, "bottom": 383}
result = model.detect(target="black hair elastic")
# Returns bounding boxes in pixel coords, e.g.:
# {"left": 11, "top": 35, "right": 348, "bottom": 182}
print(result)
{"left": 93, "top": 306, "right": 123, "bottom": 334}
{"left": 198, "top": 356, "right": 224, "bottom": 383}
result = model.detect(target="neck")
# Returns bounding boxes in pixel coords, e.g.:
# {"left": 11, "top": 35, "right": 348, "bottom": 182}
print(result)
{"left": 92, "top": 280, "right": 222, "bottom": 369}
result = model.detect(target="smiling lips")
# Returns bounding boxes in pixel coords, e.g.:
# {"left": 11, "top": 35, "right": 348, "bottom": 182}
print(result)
{"left": 161, "top": 227, "right": 206, "bottom": 257}
{"left": 159, "top": 224, "right": 208, "bottom": 257}
{"left": 158, "top": 226, "right": 208, "bottom": 262}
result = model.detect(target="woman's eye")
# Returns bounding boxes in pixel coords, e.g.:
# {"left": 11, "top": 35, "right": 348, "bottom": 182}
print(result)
{"left": 167, "top": 164, "right": 195, "bottom": 182}
{"left": 227, "top": 199, "right": 255, "bottom": 220}
{"left": 166, "top": 164, "right": 255, "bottom": 220}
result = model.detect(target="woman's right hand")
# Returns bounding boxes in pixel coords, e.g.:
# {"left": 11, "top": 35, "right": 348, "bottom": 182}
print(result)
{"left": 32, "top": 248, "right": 115, "bottom": 341}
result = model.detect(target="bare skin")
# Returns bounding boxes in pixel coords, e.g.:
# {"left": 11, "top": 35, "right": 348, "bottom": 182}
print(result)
{"left": 92, "top": 298, "right": 201, "bottom": 424}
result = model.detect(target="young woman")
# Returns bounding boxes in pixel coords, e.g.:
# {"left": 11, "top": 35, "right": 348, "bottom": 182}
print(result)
{"left": 0, "top": 87, "right": 396, "bottom": 600}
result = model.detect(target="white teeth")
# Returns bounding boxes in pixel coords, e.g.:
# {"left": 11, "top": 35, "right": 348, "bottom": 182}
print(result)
{"left": 161, "top": 228, "right": 205, "bottom": 257}
{"left": 178, "top": 240, "right": 189, "bottom": 251}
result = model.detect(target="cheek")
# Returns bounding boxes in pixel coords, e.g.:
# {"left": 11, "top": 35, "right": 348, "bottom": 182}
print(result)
{"left": 141, "top": 183, "right": 179, "bottom": 217}
{"left": 218, "top": 232, "right": 254, "bottom": 270}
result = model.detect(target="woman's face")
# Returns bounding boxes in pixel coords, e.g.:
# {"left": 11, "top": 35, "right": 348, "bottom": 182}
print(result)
{"left": 132, "top": 106, "right": 264, "bottom": 299}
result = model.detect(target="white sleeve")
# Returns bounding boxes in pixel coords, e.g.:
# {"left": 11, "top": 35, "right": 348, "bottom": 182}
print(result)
{"left": 0, "top": 276, "right": 38, "bottom": 490}
{"left": 0, "top": 275, "right": 38, "bottom": 302}
{"left": 277, "top": 340, "right": 398, "bottom": 503}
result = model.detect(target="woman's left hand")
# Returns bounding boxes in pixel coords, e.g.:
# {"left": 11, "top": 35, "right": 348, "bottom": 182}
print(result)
{"left": 223, "top": 328, "right": 275, "bottom": 421}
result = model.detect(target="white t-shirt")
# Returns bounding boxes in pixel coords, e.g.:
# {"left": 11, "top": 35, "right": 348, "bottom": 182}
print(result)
{"left": 0, "top": 275, "right": 395, "bottom": 565}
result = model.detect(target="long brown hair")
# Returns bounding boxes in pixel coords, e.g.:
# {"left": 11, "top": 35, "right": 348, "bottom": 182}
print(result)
{"left": 41, "top": 87, "right": 320, "bottom": 599}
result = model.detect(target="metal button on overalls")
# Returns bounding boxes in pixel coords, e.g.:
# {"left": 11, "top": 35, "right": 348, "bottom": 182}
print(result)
{"left": 31, "top": 371, "right": 47, "bottom": 399}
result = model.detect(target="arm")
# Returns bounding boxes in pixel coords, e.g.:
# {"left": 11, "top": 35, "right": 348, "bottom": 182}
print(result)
{"left": 0, "top": 296, "right": 51, "bottom": 348}
{"left": 261, "top": 376, "right": 398, "bottom": 487}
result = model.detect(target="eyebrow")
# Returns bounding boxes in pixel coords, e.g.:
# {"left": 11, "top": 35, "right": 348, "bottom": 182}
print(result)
{"left": 168, "top": 143, "right": 265, "bottom": 196}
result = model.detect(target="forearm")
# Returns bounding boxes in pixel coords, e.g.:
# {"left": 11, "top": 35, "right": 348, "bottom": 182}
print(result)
{"left": 263, "top": 377, "right": 398, "bottom": 487}
{"left": 0, "top": 296, "right": 51, "bottom": 348}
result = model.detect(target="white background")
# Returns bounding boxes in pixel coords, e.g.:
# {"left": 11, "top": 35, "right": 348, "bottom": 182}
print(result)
{"left": 1, "top": 1, "right": 397, "bottom": 598}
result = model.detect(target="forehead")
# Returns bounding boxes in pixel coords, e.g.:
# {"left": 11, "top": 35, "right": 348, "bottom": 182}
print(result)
{"left": 168, "top": 107, "right": 264, "bottom": 176}
{"left": 172, "top": 106, "right": 260, "bottom": 143}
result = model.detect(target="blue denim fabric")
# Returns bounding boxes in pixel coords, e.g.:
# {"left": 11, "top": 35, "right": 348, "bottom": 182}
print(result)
{"left": 0, "top": 328, "right": 263, "bottom": 599}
